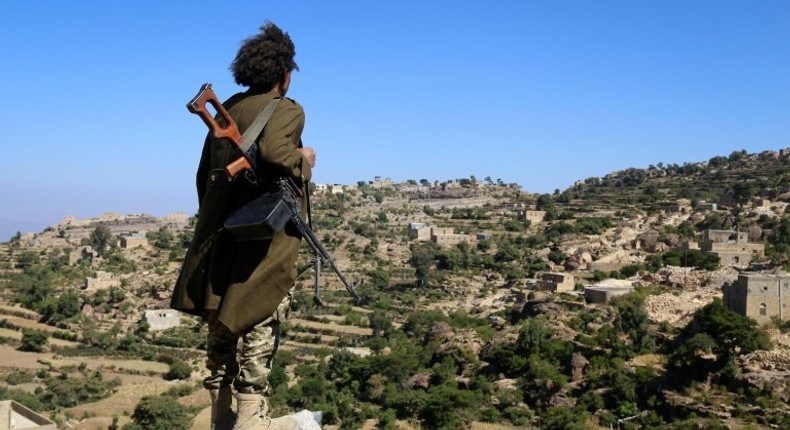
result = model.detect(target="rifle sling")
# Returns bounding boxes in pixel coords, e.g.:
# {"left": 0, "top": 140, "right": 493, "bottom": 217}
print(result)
{"left": 238, "top": 97, "right": 282, "bottom": 169}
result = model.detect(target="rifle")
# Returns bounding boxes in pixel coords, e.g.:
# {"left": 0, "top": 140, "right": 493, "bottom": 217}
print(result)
{"left": 275, "top": 178, "right": 361, "bottom": 305}
{"left": 186, "top": 83, "right": 260, "bottom": 179}
{"left": 186, "top": 83, "right": 361, "bottom": 305}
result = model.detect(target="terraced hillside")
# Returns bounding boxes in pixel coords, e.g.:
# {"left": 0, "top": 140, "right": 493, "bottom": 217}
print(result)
{"left": 1, "top": 148, "right": 789, "bottom": 429}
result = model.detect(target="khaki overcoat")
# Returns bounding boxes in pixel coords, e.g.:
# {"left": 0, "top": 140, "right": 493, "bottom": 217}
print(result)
{"left": 170, "top": 89, "right": 311, "bottom": 334}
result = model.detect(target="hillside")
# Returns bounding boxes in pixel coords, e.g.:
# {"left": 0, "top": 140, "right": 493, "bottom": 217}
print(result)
{"left": 0, "top": 148, "right": 789, "bottom": 429}
{"left": 561, "top": 148, "right": 789, "bottom": 212}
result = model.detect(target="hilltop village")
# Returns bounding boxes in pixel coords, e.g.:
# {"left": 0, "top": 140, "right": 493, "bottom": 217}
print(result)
{"left": 0, "top": 148, "right": 789, "bottom": 429}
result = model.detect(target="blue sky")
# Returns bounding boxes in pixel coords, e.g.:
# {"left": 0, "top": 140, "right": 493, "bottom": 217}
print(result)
{"left": 1, "top": 1, "right": 788, "bottom": 240}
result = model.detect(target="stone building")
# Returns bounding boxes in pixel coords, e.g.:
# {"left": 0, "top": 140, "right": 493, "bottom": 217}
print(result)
{"left": 538, "top": 272, "right": 575, "bottom": 293}
{"left": 83, "top": 271, "right": 120, "bottom": 291}
{"left": 120, "top": 232, "right": 148, "bottom": 249}
{"left": 407, "top": 223, "right": 433, "bottom": 241}
{"left": 164, "top": 212, "right": 189, "bottom": 223}
{"left": 700, "top": 229, "right": 764, "bottom": 267}
{"left": 430, "top": 227, "right": 474, "bottom": 247}
{"left": 328, "top": 184, "right": 346, "bottom": 194}
{"left": 68, "top": 246, "right": 97, "bottom": 265}
{"left": 143, "top": 309, "right": 182, "bottom": 331}
{"left": 723, "top": 272, "right": 790, "bottom": 324}
{"left": 407, "top": 223, "right": 474, "bottom": 247}
{"left": 523, "top": 210, "right": 547, "bottom": 224}
{"left": 0, "top": 400, "right": 56, "bottom": 429}
{"left": 585, "top": 285, "right": 634, "bottom": 304}
{"left": 663, "top": 199, "right": 692, "bottom": 213}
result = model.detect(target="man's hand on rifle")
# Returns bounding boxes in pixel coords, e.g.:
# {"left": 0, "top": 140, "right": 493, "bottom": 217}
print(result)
{"left": 298, "top": 147, "right": 316, "bottom": 168}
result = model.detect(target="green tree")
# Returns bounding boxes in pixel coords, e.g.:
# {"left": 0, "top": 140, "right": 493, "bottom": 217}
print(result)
{"left": 90, "top": 224, "right": 114, "bottom": 256}
{"left": 669, "top": 333, "right": 718, "bottom": 375}
{"left": 730, "top": 182, "right": 757, "bottom": 207}
{"left": 693, "top": 298, "right": 771, "bottom": 360}
{"left": 767, "top": 216, "right": 790, "bottom": 261}
{"left": 409, "top": 242, "right": 438, "bottom": 288}
{"left": 19, "top": 329, "right": 48, "bottom": 352}
{"left": 41, "top": 290, "right": 81, "bottom": 323}
{"left": 662, "top": 249, "right": 719, "bottom": 271}
{"left": 542, "top": 406, "right": 588, "bottom": 430}
{"left": 612, "top": 292, "right": 653, "bottom": 354}
{"left": 367, "top": 269, "right": 390, "bottom": 289}
{"left": 494, "top": 242, "right": 520, "bottom": 263}
{"left": 125, "top": 395, "right": 191, "bottom": 430}
{"left": 547, "top": 249, "right": 566, "bottom": 265}
{"left": 269, "top": 364, "right": 288, "bottom": 390}
{"left": 15, "top": 250, "right": 39, "bottom": 267}
{"left": 165, "top": 359, "right": 192, "bottom": 381}
{"left": 369, "top": 310, "right": 393, "bottom": 337}
{"left": 42, "top": 370, "right": 121, "bottom": 408}
{"left": 147, "top": 227, "right": 174, "bottom": 250}
{"left": 697, "top": 212, "right": 726, "bottom": 231}
{"left": 708, "top": 155, "right": 728, "bottom": 167}
{"left": 419, "top": 384, "right": 477, "bottom": 429}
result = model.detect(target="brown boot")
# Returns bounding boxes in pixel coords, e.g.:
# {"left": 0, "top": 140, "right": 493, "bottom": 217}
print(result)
{"left": 209, "top": 386, "right": 236, "bottom": 430}
{"left": 233, "top": 392, "right": 271, "bottom": 430}
{"left": 234, "top": 392, "right": 315, "bottom": 430}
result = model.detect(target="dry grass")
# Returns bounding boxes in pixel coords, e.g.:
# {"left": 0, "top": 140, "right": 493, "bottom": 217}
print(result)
{"left": 45, "top": 356, "right": 170, "bottom": 375}
{"left": 1, "top": 315, "right": 74, "bottom": 333}
{"left": 62, "top": 377, "right": 175, "bottom": 429}
{"left": 0, "top": 304, "right": 40, "bottom": 319}
{"left": 0, "top": 327, "right": 79, "bottom": 347}
{"left": 0, "top": 344, "right": 51, "bottom": 369}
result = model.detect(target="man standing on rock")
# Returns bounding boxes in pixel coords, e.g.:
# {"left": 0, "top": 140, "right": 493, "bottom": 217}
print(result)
{"left": 171, "top": 22, "right": 319, "bottom": 430}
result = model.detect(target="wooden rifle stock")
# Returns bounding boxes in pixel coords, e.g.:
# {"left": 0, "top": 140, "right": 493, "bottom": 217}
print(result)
{"left": 186, "top": 83, "right": 251, "bottom": 178}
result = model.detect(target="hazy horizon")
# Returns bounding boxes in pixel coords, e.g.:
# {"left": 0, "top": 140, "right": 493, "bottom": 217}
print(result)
{"left": 2, "top": 1, "right": 788, "bottom": 242}
{"left": 2, "top": 143, "right": 786, "bottom": 242}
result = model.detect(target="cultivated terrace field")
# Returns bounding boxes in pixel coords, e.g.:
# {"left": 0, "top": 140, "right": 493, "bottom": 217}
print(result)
{"left": 1, "top": 148, "right": 789, "bottom": 429}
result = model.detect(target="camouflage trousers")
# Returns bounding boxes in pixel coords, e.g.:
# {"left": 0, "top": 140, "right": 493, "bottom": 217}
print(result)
{"left": 203, "top": 290, "right": 291, "bottom": 394}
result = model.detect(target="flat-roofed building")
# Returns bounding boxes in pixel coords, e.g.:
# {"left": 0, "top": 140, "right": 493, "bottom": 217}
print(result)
{"left": 723, "top": 272, "right": 790, "bottom": 324}
{"left": 143, "top": 309, "right": 182, "bottom": 331}
{"left": 538, "top": 273, "right": 575, "bottom": 293}
{"left": 585, "top": 286, "right": 634, "bottom": 303}
{"left": 0, "top": 400, "right": 56, "bottom": 429}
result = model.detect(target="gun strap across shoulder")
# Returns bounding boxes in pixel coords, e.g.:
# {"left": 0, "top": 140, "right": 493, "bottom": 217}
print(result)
{"left": 238, "top": 97, "right": 282, "bottom": 170}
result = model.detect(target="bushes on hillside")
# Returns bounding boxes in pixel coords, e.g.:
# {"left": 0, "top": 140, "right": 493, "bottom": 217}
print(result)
{"left": 670, "top": 298, "right": 771, "bottom": 378}
{"left": 124, "top": 394, "right": 193, "bottom": 430}
{"left": 19, "top": 329, "right": 48, "bottom": 352}
{"left": 661, "top": 249, "right": 720, "bottom": 270}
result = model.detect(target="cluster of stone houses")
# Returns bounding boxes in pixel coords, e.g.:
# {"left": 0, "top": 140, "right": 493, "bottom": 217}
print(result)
{"left": 507, "top": 268, "right": 790, "bottom": 326}
{"left": 313, "top": 183, "right": 350, "bottom": 195}
{"left": 677, "top": 229, "right": 765, "bottom": 268}
{"left": 533, "top": 272, "right": 635, "bottom": 304}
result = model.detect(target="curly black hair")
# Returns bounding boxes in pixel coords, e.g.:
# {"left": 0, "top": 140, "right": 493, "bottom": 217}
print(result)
{"left": 231, "top": 21, "right": 298, "bottom": 91}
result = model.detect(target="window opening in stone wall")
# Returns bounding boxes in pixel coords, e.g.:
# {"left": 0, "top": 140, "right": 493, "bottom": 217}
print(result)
{"left": 760, "top": 303, "right": 767, "bottom": 316}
